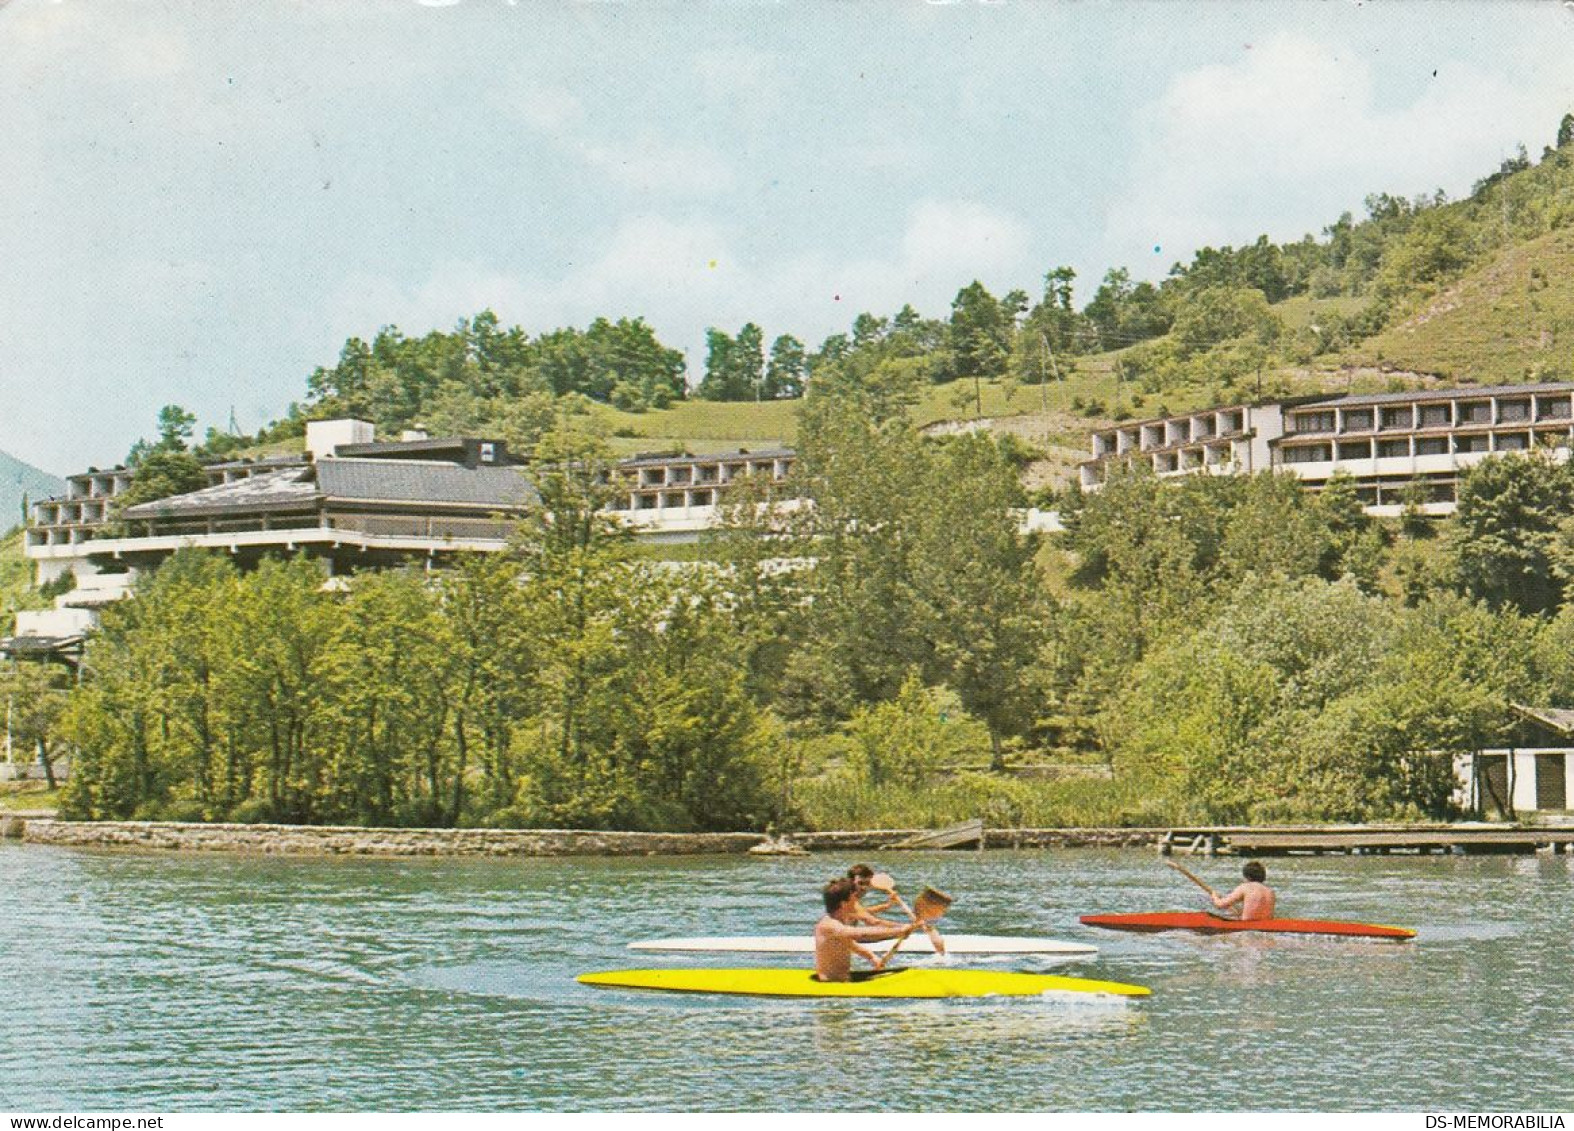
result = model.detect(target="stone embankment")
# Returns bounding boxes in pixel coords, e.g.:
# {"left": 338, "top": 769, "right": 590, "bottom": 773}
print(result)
{"left": 9, "top": 817, "right": 1169, "bottom": 858}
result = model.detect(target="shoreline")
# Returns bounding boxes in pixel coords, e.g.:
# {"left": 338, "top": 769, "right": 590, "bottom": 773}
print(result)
{"left": 7, "top": 816, "right": 1570, "bottom": 858}
{"left": 8, "top": 817, "right": 1160, "bottom": 858}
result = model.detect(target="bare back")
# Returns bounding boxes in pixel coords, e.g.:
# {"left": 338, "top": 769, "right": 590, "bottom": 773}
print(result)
{"left": 1217, "top": 881, "right": 1276, "bottom": 921}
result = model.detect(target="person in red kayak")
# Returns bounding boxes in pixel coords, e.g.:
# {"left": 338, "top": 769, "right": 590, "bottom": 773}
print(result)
{"left": 1211, "top": 860, "right": 1276, "bottom": 921}
{"left": 815, "top": 877, "right": 921, "bottom": 982}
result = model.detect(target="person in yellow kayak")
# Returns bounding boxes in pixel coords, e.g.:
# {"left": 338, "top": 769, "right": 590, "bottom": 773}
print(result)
{"left": 814, "top": 877, "right": 922, "bottom": 982}
{"left": 1211, "top": 860, "right": 1276, "bottom": 921}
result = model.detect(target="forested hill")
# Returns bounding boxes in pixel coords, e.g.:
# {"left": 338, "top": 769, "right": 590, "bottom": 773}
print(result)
{"left": 0, "top": 449, "right": 62, "bottom": 533}
{"left": 181, "top": 110, "right": 1574, "bottom": 480}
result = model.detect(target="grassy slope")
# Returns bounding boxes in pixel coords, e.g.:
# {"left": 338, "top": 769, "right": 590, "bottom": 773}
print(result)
{"left": 1349, "top": 226, "right": 1574, "bottom": 386}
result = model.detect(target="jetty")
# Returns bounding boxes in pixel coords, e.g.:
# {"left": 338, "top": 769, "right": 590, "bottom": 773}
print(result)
{"left": 1158, "top": 823, "right": 1574, "bottom": 857}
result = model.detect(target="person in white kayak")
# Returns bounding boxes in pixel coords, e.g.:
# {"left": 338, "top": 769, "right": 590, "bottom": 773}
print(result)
{"left": 814, "top": 877, "right": 923, "bottom": 982}
{"left": 845, "top": 863, "right": 901, "bottom": 924}
{"left": 1211, "top": 860, "right": 1277, "bottom": 921}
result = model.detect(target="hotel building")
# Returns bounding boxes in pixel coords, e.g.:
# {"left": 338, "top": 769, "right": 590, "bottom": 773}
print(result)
{"left": 1078, "top": 382, "right": 1574, "bottom": 515}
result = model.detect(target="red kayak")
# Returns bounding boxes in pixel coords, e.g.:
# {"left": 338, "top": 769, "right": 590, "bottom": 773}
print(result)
{"left": 1080, "top": 911, "right": 1416, "bottom": 941}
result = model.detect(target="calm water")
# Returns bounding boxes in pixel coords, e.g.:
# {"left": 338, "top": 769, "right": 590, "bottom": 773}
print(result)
{"left": 0, "top": 843, "right": 1570, "bottom": 1112}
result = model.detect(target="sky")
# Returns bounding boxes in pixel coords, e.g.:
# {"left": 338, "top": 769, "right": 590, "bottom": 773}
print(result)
{"left": 3, "top": 1, "right": 1573, "bottom": 476}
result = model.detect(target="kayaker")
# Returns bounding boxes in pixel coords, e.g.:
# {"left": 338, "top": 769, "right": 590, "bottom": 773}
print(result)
{"left": 815, "top": 877, "right": 921, "bottom": 982}
{"left": 846, "top": 863, "right": 901, "bottom": 924}
{"left": 1210, "top": 860, "right": 1276, "bottom": 921}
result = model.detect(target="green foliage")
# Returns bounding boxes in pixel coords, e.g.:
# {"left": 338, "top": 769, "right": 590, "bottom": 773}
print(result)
{"left": 1448, "top": 450, "right": 1574, "bottom": 615}
{"left": 1107, "top": 577, "right": 1528, "bottom": 822}
{"left": 305, "top": 310, "right": 686, "bottom": 431}
{"left": 112, "top": 450, "right": 207, "bottom": 513}
{"left": 60, "top": 531, "right": 780, "bottom": 830}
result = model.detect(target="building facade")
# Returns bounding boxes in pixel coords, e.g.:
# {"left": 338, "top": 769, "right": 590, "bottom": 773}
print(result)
{"left": 1079, "top": 382, "right": 1574, "bottom": 515}
{"left": 23, "top": 421, "right": 797, "bottom": 589}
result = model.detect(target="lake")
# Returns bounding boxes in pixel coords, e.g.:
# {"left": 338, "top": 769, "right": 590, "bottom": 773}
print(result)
{"left": 1, "top": 843, "right": 1569, "bottom": 1111}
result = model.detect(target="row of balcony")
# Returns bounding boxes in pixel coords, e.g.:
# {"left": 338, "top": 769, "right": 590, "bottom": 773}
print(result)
{"left": 1285, "top": 394, "right": 1573, "bottom": 437}
{"left": 1090, "top": 409, "right": 1249, "bottom": 458}
{"left": 1279, "top": 428, "right": 1571, "bottom": 465}
{"left": 629, "top": 457, "right": 793, "bottom": 489}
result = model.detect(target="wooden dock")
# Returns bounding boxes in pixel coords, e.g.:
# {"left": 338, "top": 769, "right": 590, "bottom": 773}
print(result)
{"left": 1161, "top": 824, "right": 1574, "bottom": 857}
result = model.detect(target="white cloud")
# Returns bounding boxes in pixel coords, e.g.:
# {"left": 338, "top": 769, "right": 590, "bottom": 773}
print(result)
{"left": 1105, "top": 32, "right": 1574, "bottom": 274}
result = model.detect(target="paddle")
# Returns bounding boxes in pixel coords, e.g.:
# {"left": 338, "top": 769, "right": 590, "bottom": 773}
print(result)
{"left": 1165, "top": 859, "right": 1221, "bottom": 900}
{"left": 869, "top": 872, "right": 949, "bottom": 956}
{"left": 874, "top": 886, "right": 953, "bottom": 969}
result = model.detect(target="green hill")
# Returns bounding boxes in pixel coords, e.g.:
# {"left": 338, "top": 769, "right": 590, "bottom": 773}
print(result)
{"left": 1347, "top": 225, "right": 1574, "bottom": 386}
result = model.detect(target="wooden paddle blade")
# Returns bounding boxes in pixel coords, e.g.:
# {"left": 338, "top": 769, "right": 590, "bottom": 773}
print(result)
{"left": 869, "top": 871, "right": 897, "bottom": 893}
{"left": 914, "top": 886, "right": 952, "bottom": 920}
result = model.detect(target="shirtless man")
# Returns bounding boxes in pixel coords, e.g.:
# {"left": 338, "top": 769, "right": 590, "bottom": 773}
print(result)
{"left": 814, "top": 877, "right": 920, "bottom": 982}
{"left": 1211, "top": 860, "right": 1276, "bottom": 921}
{"left": 846, "top": 863, "right": 900, "bottom": 924}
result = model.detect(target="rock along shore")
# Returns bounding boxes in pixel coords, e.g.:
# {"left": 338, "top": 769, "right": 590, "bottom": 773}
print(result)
{"left": 9, "top": 817, "right": 1162, "bottom": 858}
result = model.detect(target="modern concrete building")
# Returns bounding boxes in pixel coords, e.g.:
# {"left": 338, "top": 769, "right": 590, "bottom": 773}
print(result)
{"left": 1079, "top": 382, "right": 1574, "bottom": 516}
{"left": 23, "top": 421, "right": 798, "bottom": 587}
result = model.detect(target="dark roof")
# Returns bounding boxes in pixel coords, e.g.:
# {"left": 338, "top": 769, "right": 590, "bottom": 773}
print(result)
{"left": 122, "top": 468, "right": 319, "bottom": 519}
{"left": 1512, "top": 704, "right": 1574, "bottom": 737}
{"left": 315, "top": 458, "right": 538, "bottom": 509}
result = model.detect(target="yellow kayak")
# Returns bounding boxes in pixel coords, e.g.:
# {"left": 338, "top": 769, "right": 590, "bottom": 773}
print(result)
{"left": 578, "top": 967, "right": 1150, "bottom": 999}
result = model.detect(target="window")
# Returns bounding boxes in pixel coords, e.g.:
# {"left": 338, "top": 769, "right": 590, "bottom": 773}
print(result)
{"left": 1290, "top": 411, "right": 1336, "bottom": 434}
{"left": 1380, "top": 406, "right": 1415, "bottom": 430}
{"left": 1495, "top": 432, "right": 1530, "bottom": 451}
{"left": 1497, "top": 400, "right": 1531, "bottom": 423}
{"left": 1341, "top": 409, "right": 1374, "bottom": 432}
{"left": 1337, "top": 441, "right": 1372, "bottom": 460}
{"left": 1415, "top": 437, "right": 1449, "bottom": 456}
{"left": 1457, "top": 401, "right": 1491, "bottom": 424}
{"left": 1536, "top": 396, "right": 1572, "bottom": 420}
{"left": 1454, "top": 434, "right": 1490, "bottom": 454}
{"left": 1377, "top": 438, "right": 1411, "bottom": 458}
{"left": 1418, "top": 403, "right": 1452, "bottom": 428}
{"left": 1281, "top": 444, "right": 1332, "bottom": 464}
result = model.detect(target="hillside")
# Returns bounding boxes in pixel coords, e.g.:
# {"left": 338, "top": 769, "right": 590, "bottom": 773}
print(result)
{"left": 1, "top": 526, "right": 40, "bottom": 633}
{"left": 0, "top": 450, "right": 62, "bottom": 531}
{"left": 1347, "top": 225, "right": 1574, "bottom": 386}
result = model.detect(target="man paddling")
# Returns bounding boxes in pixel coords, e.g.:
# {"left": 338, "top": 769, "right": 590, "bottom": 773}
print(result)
{"left": 1210, "top": 860, "right": 1276, "bottom": 921}
{"left": 814, "top": 877, "right": 922, "bottom": 982}
{"left": 846, "top": 864, "right": 901, "bottom": 924}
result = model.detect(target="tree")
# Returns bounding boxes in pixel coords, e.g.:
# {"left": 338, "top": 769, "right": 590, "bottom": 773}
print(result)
{"left": 764, "top": 334, "right": 807, "bottom": 399}
{"left": 912, "top": 434, "right": 1051, "bottom": 769}
{"left": 948, "top": 281, "right": 1011, "bottom": 403}
{"left": 1449, "top": 451, "right": 1574, "bottom": 615}
{"left": 114, "top": 449, "right": 208, "bottom": 513}
{"left": 156, "top": 405, "right": 197, "bottom": 452}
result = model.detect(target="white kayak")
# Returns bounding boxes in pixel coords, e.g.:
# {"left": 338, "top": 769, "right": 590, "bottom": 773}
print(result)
{"left": 628, "top": 934, "right": 1097, "bottom": 956}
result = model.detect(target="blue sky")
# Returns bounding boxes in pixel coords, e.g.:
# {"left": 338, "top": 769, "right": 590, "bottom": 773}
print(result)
{"left": 2, "top": 1, "right": 1572, "bottom": 474}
